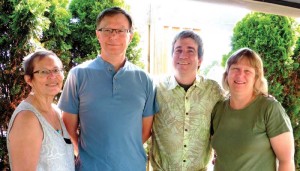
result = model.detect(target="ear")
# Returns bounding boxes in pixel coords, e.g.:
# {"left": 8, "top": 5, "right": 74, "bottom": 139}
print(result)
{"left": 24, "top": 75, "right": 33, "bottom": 87}
{"left": 96, "top": 30, "right": 101, "bottom": 41}
{"left": 129, "top": 32, "right": 134, "bottom": 42}
{"left": 198, "top": 58, "right": 203, "bottom": 68}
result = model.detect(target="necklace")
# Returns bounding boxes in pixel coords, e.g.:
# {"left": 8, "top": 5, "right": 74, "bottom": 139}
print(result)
{"left": 56, "top": 129, "right": 62, "bottom": 135}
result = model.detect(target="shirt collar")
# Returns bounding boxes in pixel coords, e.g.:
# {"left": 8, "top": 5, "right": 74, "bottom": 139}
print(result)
{"left": 97, "top": 55, "right": 129, "bottom": 70}
{"left": 166, "top": 75, "right": 203, "bottom": 90}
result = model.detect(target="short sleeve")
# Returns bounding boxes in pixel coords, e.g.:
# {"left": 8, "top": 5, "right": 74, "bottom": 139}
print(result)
{"left": 58, "top": 68, "right": 80, "bottom": 115}
{"left": 142, "top": 75, "right": 159, "bottom": 117}
{"left": 265, "top": 100, "right": 292, "bottom": 138}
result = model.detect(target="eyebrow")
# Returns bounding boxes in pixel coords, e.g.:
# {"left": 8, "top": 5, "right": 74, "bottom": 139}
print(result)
{"left": 174, "top": 46, "right": 196, "bottom": 50}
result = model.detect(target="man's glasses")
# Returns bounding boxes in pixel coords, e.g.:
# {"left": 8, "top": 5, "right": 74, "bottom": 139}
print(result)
{"left": 97, "top": 28, "right": 131, "bottom": 37}
{"left": 32, "top": 68, "right": 64, "bottom": 77}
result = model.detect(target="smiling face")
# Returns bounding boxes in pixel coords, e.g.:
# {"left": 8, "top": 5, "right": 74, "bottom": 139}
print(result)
{"left": 96, "top": 13, "right": 133, "bottom": 60}
{"left": 226, "top": 58, "right": 256, "bottom": 97}
{"left": 25, "top": 55, "right": 64, "bottom": 97}
{"left": 172, "top": 38, "right": 202, "bottom": 79}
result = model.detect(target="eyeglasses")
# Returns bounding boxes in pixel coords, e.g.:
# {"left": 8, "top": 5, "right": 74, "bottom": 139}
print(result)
{"left": 32, "top": 68, "right": 64, "bottom": 77}
{"left": 97, "top": 28, "right": 131, "bottom": 37}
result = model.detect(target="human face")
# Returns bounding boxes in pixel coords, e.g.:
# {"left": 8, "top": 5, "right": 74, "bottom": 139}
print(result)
{"left": 227, "top": 58, "right": 256, "bottom": 96}
{"left": 25, "top": 56, "right": 64, "bottom": 97}
{"left": 96, "top": 13, "right": 133, "bottom": 59}
{"left": 172, "top": 38, "right": 201, "bottom": 78}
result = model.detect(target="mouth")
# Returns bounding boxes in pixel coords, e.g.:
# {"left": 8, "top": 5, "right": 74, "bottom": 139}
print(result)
{"left": 177, "top": 62, "right": 190, "bottom": 65}
{"left": 234, "top": 80, "right": 246, "bottom": 84}
{"left": 46, "top": 83, "right": 59, "bottom": 87}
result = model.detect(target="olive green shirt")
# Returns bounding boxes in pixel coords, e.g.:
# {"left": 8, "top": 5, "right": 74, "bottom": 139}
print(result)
{"left": 211, "top": 95, "right": 293, "bottom": 171}
{"left": 150, "top": 75, "right": 224, "bottom": 171}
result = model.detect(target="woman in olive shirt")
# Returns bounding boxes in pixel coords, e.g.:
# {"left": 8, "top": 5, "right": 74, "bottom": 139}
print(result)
{"left": 211, "top": 48, "right": 294, "bottom": 171}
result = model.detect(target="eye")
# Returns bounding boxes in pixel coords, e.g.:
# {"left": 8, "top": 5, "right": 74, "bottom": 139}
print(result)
{"left": 103, "top": 29, "right": 112, "bottom": 33}
{"left": 245, "top": 69, "right": 254, "bottom": 74}
{"left": 52, "top": 68, "right": 60, "bottom": 74}
{"left": 174, "top": 49, "right": 182, "bottom": 54}
{"left": 117, "top": 29, "right": 125, "bottom": 33}
{"left": 188, "top": 50, "right": 195, "bottom": 55}
{"left": 40, "top": 70, "right": 49, "bottom": 75}
{"left": 230, "top": 67, "right": 239, "bottom": 72}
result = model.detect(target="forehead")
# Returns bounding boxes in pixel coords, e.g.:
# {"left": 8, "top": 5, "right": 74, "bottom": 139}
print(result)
{"left": 231, "top": 58, "right": 254, "bottom": 69}
{"left": 33, "top": 55, "right": 62, "bottom": 67}
{"left": 174, "top": 38, "right": 197, "bottom": 49}
{"left": 99, "top": 13, "right": 130, "bottom": 28}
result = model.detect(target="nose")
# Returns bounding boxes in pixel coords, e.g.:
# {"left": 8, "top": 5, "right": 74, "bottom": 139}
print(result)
{"left": 47, "top": 71, "right": 57, "bottom": 78}
{"left": 109, "top": 29, "right": 118, "bottom": 37}
{"left": 236, "top": 70, "right": 245, "bottom": 77}
{"left": 178, "top": 52, "right": 188, "bottom": 59}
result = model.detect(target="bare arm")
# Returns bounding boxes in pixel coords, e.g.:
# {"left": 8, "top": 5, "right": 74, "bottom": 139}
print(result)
{"left": 270, "top": 132, "right": 295, "bottom": 171}
{"left": 142, "top": 115, "right": 154, "bottom": 143}
{"left": 62, "top": 112, "right": 79, "bottom": 156}
{"left": 8, "top": 111, "right": 43, "bottom": 171}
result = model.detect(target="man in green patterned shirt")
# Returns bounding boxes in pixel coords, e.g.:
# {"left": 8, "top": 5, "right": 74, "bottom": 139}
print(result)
{"left": 150, "top": 30, "right": 224, "bottom": 171}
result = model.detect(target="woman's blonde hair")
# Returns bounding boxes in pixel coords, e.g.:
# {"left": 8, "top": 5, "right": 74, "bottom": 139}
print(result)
{"left": 222, "top": 47, "right": 268, "bottom": 95}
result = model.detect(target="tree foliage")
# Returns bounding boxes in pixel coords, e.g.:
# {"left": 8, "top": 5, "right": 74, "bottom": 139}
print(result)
{"left": 222, "top": 12, "right": 300, "bottom": 169}
{"left": 0, "top": 0, "right": 143, "bottom": 169}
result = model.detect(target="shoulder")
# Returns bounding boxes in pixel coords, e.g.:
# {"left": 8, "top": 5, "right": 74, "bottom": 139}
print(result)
{"left": 199, "top": 75, "right": 221, "bottom": 88}
{"left": 256, "top": 94, "right": 281, "bottom": 108}
{"left": 15, "top": 110, "right": 40, "bottom": 124}
{"left": 9, "top": 109, "right": 42, "bottom": 135}
{"left": 255, "top": 95, "right": 288, "bottom": 121}
{"left": 125, "top": 62, "right": 154, "bottom": 80}
{"left": 125, "top": 62, "right": 147, "bottom": 73}
{"left": 155, "top": 75, "right": 174, "bottom": 89}
{"left": 198, "top": 75, "right": 225, "bottom": 97}
{"left": 70, "top": 59, "right": 95, "bottom": 72}
{"left": 214, "top": 97, "right": 229, "bottom": 109}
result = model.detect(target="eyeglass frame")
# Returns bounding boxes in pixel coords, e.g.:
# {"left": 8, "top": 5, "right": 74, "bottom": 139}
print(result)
{"left": 32, "top": 68, "right": 64, "bottom": 77}
{"left": 97, "top": 28, "right": 132, "bottom": 36}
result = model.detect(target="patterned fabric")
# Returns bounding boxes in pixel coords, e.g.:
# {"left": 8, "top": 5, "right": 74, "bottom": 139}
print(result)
{"left": 150, "top": 75, "right": 224, "bottom": 171}
{"left": 7, "top": 101, "right": 75, "bottom": 171}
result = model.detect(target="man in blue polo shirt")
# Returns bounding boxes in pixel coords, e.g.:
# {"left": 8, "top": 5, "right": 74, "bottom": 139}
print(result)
{"left": 58, "top": 7, "right": 159, "bottom": 171}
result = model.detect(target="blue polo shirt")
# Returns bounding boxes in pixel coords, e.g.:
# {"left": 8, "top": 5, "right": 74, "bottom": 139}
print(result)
{"left": 58, "top": 56, "right": 159, "bottom": 171}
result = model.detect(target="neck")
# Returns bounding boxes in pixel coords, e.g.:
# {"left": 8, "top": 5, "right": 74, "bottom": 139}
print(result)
{"left": 26, "top": 92, "right": 54, "bottom": 114}
{"left": 100, "top": 54, "right": 126, "bottom": 71}
{"left": 229, "top": 93, "right": 256, "bottom": 110}
{"left": 27, "top": 92, "right": 62, "bottom": 132}
{"left": 175, "top": 73, "right": 196, "bottom": 86}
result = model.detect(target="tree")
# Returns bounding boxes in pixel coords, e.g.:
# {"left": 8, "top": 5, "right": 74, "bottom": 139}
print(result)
{"left": 222, "top": 12, "right": 300, "bottom": 169}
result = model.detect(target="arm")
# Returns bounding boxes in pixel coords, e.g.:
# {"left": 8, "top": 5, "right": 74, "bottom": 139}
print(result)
{"left": 8, "top": 111, "right": 43, "bottom": 171}
{"left": 62, "top": 112, "right": 79, "bottom": 156}
{"left": 142, "top": 115, "right": 154, "bottom": 143}
{"left": 270, "top": 132, "right": 295, "bottom": 171}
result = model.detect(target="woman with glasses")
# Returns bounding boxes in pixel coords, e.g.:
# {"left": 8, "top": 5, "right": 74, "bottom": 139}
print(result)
{"left": 211, "top": 47, "right": 295, "bottom": 171}
{"left": 7, "top": 49, "right": 74, "bottom": 171}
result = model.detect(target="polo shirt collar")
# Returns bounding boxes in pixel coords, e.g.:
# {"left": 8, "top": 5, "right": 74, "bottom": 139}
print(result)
{"left": 97, "top": 55, "right": 129, "bottom": 70}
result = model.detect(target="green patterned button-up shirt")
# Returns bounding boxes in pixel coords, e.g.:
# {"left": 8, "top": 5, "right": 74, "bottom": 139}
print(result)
{"left": 150, "top": 75, "right": 224, "bottom": 171}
